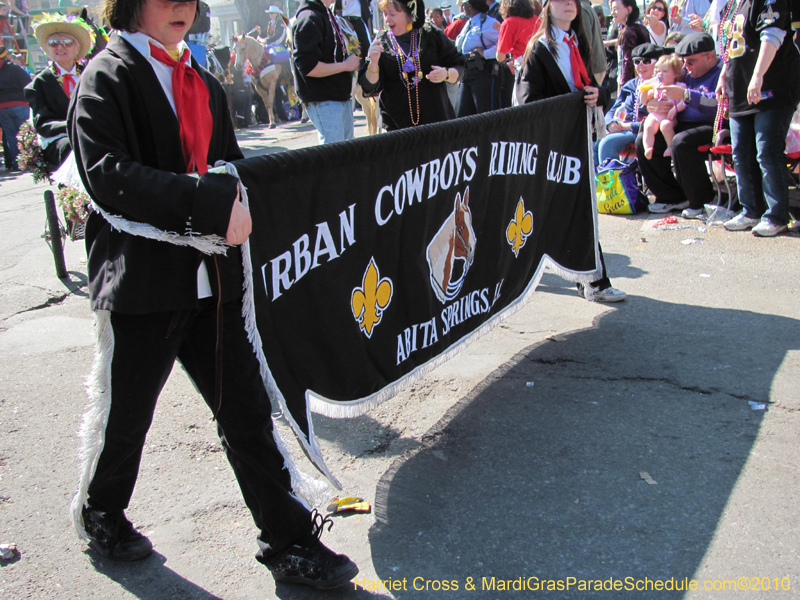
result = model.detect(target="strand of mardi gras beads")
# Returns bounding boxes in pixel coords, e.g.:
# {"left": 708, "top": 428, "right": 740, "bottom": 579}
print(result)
{"left": 388, "top": 28, "right": 422, "bottom": 125}
{"left": 326, "top": 8, "right": 349, "bottom": 62}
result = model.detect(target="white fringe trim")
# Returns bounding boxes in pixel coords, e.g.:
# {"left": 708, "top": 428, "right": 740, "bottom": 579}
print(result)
{"left": 586, "top": 105, "right": 604, "bottom": 302}
{"left": 71, "top": 310, "right": 114, "bottom": 539}
{"left": 54, "top": 154, "right": 230, "bottom": 256}
{"left": 228, "top": 162, "right": 341, "bottom": 490}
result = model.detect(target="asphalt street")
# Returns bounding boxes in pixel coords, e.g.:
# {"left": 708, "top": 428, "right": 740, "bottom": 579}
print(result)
{"left": 0, "top": 114, "right": 798, "bottom": 600}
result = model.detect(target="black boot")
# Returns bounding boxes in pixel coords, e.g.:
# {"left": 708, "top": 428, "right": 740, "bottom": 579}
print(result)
{"left": 261, "top": 510, "right": 358, "bottom": 589}
{"left": 82, "top": 505, "right": 153, "bottom": 561}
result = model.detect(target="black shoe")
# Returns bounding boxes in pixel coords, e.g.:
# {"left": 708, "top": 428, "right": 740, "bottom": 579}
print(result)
{"left": 263, "top": 510, "right": 358, "bottom": 589}
{"left": 82, "top": 506, "right": 153, "bottom": 561}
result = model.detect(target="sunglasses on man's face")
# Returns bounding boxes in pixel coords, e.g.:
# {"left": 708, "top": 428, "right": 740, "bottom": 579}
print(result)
{"left": 48, "top": 38, "right": 76, "bottom": 48}
{"left": 633, "top": 57, "right": 655, "bottom": 65}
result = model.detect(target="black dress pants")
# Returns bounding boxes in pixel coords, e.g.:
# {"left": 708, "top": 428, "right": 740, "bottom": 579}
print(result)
{"left": 86, "top": 297, "right": 311, "bottom": 557}
{"left": 457, "top": 61, "right": 502, "bottom": 117}
{"left": 635, "top": 123, "right": 716, "bottom": 210}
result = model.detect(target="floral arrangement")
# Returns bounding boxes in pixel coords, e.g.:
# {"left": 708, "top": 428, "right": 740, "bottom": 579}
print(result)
{"left": 57, "top": 185, "right": 91, "bottom": 224}
{"left": 16, "top": 122, "right": 52, "bottom": 185}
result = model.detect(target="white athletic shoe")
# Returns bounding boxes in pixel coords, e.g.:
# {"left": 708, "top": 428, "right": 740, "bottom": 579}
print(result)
{"left": 751, "top": 220, "right": 788, "bottom": 237}
{"left": 681, "top": 208, "right": 705, "bottom": 220}
{"left": 648, "top": 201, "right": 690, "bottom": 214}
{"left": 723, "top": 213, "right": 760, "bottom": 231}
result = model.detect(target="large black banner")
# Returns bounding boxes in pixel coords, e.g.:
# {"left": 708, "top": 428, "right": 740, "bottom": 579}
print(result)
{"left": 234, "top": 94, "right": 601, "bottom": 480}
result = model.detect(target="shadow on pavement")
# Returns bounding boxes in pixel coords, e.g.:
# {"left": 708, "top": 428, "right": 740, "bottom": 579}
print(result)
{"left": 367, "top": 296, "right": 797, "bottom": 598}
{"left": 88, "top": 551, "right": 224, "bottom": 599}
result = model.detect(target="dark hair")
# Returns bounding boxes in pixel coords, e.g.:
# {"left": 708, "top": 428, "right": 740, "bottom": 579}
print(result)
{"left": 616, "top": 0, "right": 640, "bottom": 27}
{"left": 523, "top": 0, "right": 590, "bottom": 66}
{"left": 646, "top": 0, "right": 669, "bottom": 28}
{"left": 592, "top": 4, "right": 605, "bottom": 27}
{"left": 103, "top": 0, "right": 200, "bottom": 33}
{"left": 500, "top": 0, "right": 534, "bottom": 19}
{"left": 379, "top": 0, "right": 416, "bottom": 23}
{"left": 663, "top": 30, "right": 685, "bottom": 46}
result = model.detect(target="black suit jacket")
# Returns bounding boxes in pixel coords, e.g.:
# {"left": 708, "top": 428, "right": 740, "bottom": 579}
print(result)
{"left": 24, "top": 67, "right": 69, "bottom": 140}
{"left": 515, "top": 40, "right": 608, "bottom": 108}
{"left": 68, "top": 35, "right": 245, "bottom": 314}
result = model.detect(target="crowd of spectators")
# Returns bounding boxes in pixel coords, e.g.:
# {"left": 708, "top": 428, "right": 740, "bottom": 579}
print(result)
{"left": 3, "top": 0, "right": 799, "bottom": 243}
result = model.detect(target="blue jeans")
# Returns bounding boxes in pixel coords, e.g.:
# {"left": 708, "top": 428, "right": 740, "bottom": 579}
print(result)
{"left": 0, "top": 105, "right": 30, "bottom": 169}
{"left": 595, "top": 130, "right": 636, "bottom": 169}
{"left": 305, "top": 100, "right": 354, "bottom": 145}
{"left": 730, "top": 103, "right": 797, "bottom": 225}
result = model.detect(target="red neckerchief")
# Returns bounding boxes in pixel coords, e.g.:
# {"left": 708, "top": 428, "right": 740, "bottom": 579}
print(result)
{"left": 149, "top": 43, "right": 213, "bottom": 174}
{"left": 61, "top": 73, "right": 75, "bottom": 97}
{"left": 565, "top": 34, "right": 590, "bottom": 90}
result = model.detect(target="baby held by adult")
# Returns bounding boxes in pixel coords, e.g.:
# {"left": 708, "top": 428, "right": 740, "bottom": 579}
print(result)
{"left": 640, "top": 53, "right": 687, "bottom": 159}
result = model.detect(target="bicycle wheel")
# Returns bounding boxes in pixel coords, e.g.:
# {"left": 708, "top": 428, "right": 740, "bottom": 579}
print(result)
{"left": 43, "top": 189, "right": 68, "bottom": 279}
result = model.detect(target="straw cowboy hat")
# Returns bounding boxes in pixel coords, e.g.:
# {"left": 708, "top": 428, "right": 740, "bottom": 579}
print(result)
{"left": 266, "top": 5, "right": 284, "bottom": 15}
{"left": 34, "top": 14, "right": 94, "bottom": 60}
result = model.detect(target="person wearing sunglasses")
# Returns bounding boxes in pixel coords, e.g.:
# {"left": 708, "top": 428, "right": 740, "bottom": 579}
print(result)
{"left": 24, "top": 14, "right": 94, "bottom": 167}
{"left": 643, "top": 0, "right": 669, "bottom": 46}
{"left": 596, "top": 42, "right": 664, "bottom": 167}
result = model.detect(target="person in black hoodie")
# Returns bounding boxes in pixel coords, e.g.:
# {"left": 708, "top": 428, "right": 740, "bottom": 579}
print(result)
{"left": 292, "top": 0, "right": 360, "bottom": 143}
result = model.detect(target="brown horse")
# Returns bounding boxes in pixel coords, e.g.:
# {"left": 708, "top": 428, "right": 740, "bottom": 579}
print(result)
{"left": 426, "top": 187, "right": 477, "bottom": 304}
{"left": 233, "top": 35, "right": 293, "bottom": 129}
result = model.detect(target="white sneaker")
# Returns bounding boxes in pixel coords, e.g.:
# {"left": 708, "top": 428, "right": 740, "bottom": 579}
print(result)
{"left": 681, "top": 208, "right": 705, "bottom": 220}
{"left": 586, "top": 286, "right": 627, "bottom": 303}
{"left": 752, "top": 220, "right": 788, "bottom": 237}
{"left": 648, "top": 201, "right": 690, "bottom": 214}
{"left": 724, "top": 213, "right": 760, "bottom": 231}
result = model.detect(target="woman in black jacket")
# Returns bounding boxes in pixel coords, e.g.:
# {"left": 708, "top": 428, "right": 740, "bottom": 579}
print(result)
{"left": 516, "top": 0, "right": 626, "bottom": 303}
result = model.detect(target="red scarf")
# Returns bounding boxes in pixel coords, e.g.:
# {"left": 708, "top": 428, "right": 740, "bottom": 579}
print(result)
{"left": 149, "top": 43, "right": 213, "bottom": 174}
{"left": 61, "top": 73, "right": 75, "bottom": 97}
{"left": 565, "top": 34, "right": 590, "bottom": 91}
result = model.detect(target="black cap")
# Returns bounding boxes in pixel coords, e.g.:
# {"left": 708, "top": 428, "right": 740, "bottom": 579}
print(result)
{"left": 631, "top": 43, "right": 666, "bottom": 60}
{"left": 466, "top": 0, "right": 489, "bottom": 12}
{"left": 395, "top": 0, "right": 427, "bottom": 27}
{"left": 675, "top": 32, "right": 715, "bottom": 57}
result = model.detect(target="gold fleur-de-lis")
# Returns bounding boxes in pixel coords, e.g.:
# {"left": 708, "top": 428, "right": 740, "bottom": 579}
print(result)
{"left": 506, "top": 197, "right": 533, "bottom": 257}
{"left": 351, "top": 258, "right": 393, "bottom": 338}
